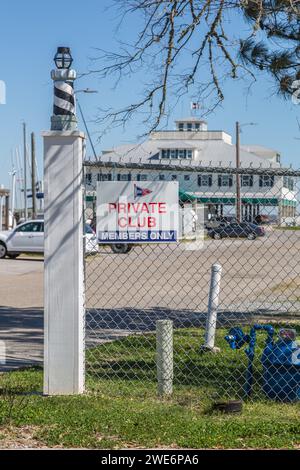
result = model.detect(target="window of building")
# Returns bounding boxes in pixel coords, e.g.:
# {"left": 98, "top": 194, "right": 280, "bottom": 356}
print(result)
{"left": 171, "top": 175, "right": 177, "bottom": 180}
{"left": 137, "top": 174, "right": 148, "bottom": 181}
{"left": 184, "top": 175, "right": 190, "bottom": 181}
{"left": 259, "top": 175, "right": 274, "bottom": 188}
{"left": 283, "top": 176, "right": 294, "bottom": 191}
{"left": 218, "top": 175, "right": 233, "bottom": 187}
{"left": 161, "top": 149, "right": 193, "bottom": 159}
{"left": 159, "top": 174, "right": 165, "bottom": 181}
{"left": 241, "top": 175, "right": 253, "bottom": 187}
{"left": 85, "top": 173, "right": 92, "bottom": 184}
{"left": 98, "top": 173, "right": 112, "bottom": 181}
{"left": 178, "top": 123, "right": 184, "bottom": 132}
{"left": 198, "top": 174, "right": 212, "bottom": 187}
{"left": 187, "top": 123, "right": 192, "bottom": 132}
{"left": 195, "top": 123, "right": 200, "bottom": 131}
{"left": 117, "top": 174, "right": 131, "bottom": 181}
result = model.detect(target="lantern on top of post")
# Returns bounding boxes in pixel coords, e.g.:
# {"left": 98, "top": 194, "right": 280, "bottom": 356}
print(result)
{"left": 51, "top": 47, "right": 77, "bottom": 131}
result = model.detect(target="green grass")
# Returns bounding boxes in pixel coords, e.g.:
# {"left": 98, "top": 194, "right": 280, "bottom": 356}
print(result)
{"left": 0, "top": 327, "right": 299, "bottom": 449}
{"left": 274, "top": 225, "right": 300, "bottom": 231}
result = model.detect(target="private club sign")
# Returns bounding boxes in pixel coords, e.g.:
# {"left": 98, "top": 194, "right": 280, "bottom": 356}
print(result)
{"left": 97, "top": 181, "right": 179, "bottom": 243}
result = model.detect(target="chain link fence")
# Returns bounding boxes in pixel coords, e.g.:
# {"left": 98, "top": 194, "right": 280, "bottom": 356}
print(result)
{"left": 84, "top": 162, "right": 300, "bottom": 403}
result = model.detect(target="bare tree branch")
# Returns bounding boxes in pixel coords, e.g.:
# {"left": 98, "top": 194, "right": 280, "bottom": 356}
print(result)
{"left": 86, "top": 0, "right": 299, "bottom": 136}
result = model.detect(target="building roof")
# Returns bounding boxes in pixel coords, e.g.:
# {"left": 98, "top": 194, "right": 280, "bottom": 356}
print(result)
{"left": 241, "top": 145, "right": 280, "bottom": 158}
{"left": 0, "top": 189, "right": 10, "bottom": 196}
{"left": 157, "top": 141, "right": 197, "bottom": 149}
{"left": 175, "top": 117, "right": 207, "bottom": 123}
{"left": 99, "top": 138, "right": 280, "bottom": 169}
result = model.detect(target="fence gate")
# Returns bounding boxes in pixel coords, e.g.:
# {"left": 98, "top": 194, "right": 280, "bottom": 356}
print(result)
{"left": 84, "top": 162, "right": 300, "bottom": 403}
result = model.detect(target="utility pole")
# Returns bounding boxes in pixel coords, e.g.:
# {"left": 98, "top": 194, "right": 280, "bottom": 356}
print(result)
{"left": 23, "top": 122, "right": 28, "bottom": 219}
{"left": 236, "top": 121, "right": 241, "bottom": 223}
{"left": 77, "top": 100, "right": 98, "bottom": 161}
{"left": 5, "top": 194, "right": 9, "bottom": 230}
{"left": 31, "top": 132, "right": 37, "bottom": 219}
{"left": 0, "top": 185, "right": 3, "bottom": 230}
{"left": 10, "top": 165, "right": 16, "bottom": 227}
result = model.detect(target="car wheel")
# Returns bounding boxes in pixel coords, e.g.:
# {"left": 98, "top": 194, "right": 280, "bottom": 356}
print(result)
{"left": 247, "top": 233, "right": 256, "bottom": 240}
{"left": 213, "top": 233, "right": 222, "bottom": 240}
{"left": 0, "top": 242, "right": 7, "bottom": 259}
{"left": 111, "top": 244, "right": 132, "bottom": 254}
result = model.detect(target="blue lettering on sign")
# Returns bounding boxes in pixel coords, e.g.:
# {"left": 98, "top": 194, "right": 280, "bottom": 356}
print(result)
{"left": 98, "top": 230, "right": 177, "bottom": 243}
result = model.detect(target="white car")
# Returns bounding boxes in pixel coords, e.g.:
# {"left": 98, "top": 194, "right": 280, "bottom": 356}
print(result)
{"left": 0, "top": 220, "right": 98, "bottom": 259}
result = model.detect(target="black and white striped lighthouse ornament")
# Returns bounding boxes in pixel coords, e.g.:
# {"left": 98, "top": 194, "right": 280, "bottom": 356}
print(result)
{"left": 51, "top": 47, "right": 77, "bottom": 131}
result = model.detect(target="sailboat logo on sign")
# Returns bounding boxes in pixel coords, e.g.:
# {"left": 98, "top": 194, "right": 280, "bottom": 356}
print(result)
{"left": 134, "top": 184, "right": 153, "bottom": 199}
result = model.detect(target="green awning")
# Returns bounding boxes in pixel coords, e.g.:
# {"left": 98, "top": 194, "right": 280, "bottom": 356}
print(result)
{"left": 86, "top": 190, "right": 197, "bottom": 203}
{"left": 281, "top": 199, "right": 297, "bottom": 207}
{"left": 179, "top": 190, "right": 197, "bottom": 203}
{"left": 196, "top": 196, "right": 279, "bottom": 206}
{"left": 86, "top": 194, "right": 96, "bottom": 202}
{"left": 85, "top": 192, "right": 296, "bottom": 207}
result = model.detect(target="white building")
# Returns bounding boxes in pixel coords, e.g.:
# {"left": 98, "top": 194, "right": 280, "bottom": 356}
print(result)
{"left": 85, "top": 118, "right": 297, "bottom": 223}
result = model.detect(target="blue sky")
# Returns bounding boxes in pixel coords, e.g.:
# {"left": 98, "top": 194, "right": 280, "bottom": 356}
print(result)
{"left": 0, "top": 0, "right": 299, "bottom": 191}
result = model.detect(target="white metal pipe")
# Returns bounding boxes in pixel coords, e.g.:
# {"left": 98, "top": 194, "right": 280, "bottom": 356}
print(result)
{"left": 204, "top": 263, "right": 222, "bottom": 351}
{"left": 156, "top": 320, "right": 173, "bottom": 396}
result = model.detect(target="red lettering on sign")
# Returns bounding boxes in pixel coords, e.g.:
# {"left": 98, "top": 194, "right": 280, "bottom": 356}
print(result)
{"left": 148, "top": 217, "right": 156, "bottom": 228}
{"left": 118, "top": 217, "right": 127, "bottom": 228}
{"left": 109, "top": 203, "right": 117, "bottom": 212}
{"left": 118, "top": 216, "right": 158, "bottom": 228}
{"left": 109, "top": 202, "right": 167, "bottom": 214}
{"left": 159, "top": 203, "right": 166, "bottom": 214}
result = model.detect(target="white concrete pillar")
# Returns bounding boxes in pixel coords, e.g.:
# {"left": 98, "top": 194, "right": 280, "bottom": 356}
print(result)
{"left": 156, "top": 320, "right": 173, "bottom": 396}
{"left": 43, "top": 131, "right": 85, "bottom": 395}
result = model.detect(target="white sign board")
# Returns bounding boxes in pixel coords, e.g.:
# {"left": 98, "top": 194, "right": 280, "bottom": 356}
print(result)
{"left": 97, "top": 181, "right": 179, "bottom": 243}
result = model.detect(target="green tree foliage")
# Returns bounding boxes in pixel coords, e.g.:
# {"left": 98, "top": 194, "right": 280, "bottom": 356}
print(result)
{"left": 240, "top": 0, "right": 300, "bottom": 97}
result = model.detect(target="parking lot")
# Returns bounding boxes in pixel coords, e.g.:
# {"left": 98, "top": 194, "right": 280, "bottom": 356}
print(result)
{"left": 1, "top": 229, "right": 300, "bottom": 369}
{"left": 87, "top": 228, "right": 300, "bottom": 313}
{"left": 0, "top": 257, "right": 43, "bottom": 370}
